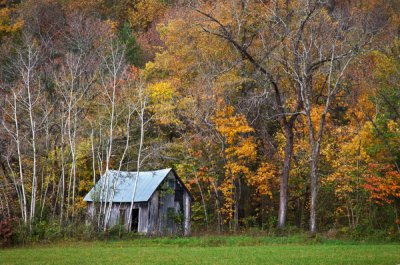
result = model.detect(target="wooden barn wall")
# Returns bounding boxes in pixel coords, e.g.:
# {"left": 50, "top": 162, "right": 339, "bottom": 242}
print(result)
{"left": 120, "top": 202, "right": 148, "bottom": 233}
{"left": 138, "top": 203, "right": 149, "bottom": 233}
{"left": 148, "top": 190, "right": 159, "bottom": 234}
{"left": 85, "top": 202, "right": 149, "bottom": 232}
{"left": 157, "top": 172, "right": 176, "bottom": 235}
{"left": 121, "top": 203, "right": 131, "bottom": 230}
{"left": 158, "top": 192, "right": 175, "bottom": 234}
{"left": 86, "top": 202, "right": 95, "bottom": 220}
{"left": 86, "top": 170, "right": 192, "bottom": 236}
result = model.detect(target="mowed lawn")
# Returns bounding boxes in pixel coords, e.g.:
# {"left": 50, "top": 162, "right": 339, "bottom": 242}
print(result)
{"left": 1, "top": 237, "right": 399, "bottom": 265}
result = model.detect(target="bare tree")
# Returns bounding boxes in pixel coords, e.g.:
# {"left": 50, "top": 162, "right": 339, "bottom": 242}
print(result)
{"left": 12, "top": 33, "right": 41, "bottom": 230}
{"left": 103, "top": 105, "right": 134, "bottom": 228}
{"left": 194, "top": 0, "right": 303, "bottom": 229}
{"left": 96, "top": 38, "right": 126, "bottom": 229}
{"left": 277, "top": 1, "right": 371, "bottom": 233}
{"left": 2, "top": 91, "right": 28, "bottom": 223}
{"left": 127, "top": 77, "right": 149, "bottom": 231}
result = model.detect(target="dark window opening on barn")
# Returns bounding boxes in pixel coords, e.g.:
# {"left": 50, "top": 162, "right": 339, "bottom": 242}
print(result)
{"left": 174, "top": 180, "right": 184, "bottom": 212}
{"left": 168, "top": 179, "right": 175, "bottom": 189}
{"left": 175, "top": 190, "right": 183, "bottom": 209}
{"left": 167, "top": 207, "right": 175, "bottom": 229}
{"left": 119, "top": 209, "right": 125, "bottom": 225}
{"left": 131, "top": 209, "right": 139, "bottom": 232}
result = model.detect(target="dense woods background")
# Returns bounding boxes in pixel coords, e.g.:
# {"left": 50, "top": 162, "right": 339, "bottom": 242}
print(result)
{"left": 0, "top": 0, "right": 399, "bottom": 243}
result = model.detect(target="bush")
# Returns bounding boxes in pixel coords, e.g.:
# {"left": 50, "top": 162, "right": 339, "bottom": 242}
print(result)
{"left": 0, "top": 218, "right": 14, "bottom": 247}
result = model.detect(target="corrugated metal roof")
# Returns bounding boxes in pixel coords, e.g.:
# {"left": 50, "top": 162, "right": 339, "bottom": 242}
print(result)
{"left": 83, "top": 168, "right": 172, "bottom": 203}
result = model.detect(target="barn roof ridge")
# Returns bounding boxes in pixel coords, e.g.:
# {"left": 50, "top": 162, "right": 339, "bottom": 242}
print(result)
{"left": 106, "top": 168, "right": 172, "bottom": 174}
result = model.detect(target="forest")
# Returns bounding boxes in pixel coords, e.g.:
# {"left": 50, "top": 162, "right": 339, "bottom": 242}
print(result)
{"left": 0, "top": 0, "right": 399, "bottom": 244}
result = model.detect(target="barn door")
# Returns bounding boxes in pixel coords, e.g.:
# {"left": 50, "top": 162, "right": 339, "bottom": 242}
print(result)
{"left": 131, "top": 209, "right": 139, "bottom": 232}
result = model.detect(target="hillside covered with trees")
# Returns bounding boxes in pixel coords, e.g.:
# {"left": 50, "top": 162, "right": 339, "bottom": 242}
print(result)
{"left": 0, "top": 0, "right": 399, "bottom": 242}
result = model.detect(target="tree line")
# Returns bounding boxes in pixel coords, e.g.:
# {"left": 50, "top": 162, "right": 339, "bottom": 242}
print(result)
{"left": 0, "top": 0, "right": 399, "bottom": 240}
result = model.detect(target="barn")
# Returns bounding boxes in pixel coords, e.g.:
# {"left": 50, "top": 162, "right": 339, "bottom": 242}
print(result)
{"left": 83, "top": 168, "right": 192, "bottom": 236}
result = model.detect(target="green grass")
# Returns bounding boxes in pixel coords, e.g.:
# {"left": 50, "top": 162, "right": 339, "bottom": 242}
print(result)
{"left": 1, "top": 236, "right": 399, "bottom": 265}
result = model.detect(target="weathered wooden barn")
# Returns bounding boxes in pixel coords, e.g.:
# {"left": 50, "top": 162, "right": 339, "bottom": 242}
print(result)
{"left": 83, "top": 168, "right": 192, "bottom": 236}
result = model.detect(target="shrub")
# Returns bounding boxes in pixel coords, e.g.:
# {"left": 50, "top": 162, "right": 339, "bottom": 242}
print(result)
{"left": 0, "top": 218, "right": 14, "bottom": 247}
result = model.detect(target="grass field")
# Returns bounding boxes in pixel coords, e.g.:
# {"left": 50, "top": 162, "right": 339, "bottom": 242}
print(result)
{"left": 1, "top": 236, "right": 399, "bottom": 265}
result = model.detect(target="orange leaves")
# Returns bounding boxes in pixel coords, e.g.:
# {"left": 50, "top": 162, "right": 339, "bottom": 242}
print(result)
{"left": 219, "top": 175, "right": 235, "bottom": 221}
{"left": 225, "top": 162, "right": 251, "bottom": 177}
{"left": 0, "top": 7, "right": 23, "bottom": 38}
{"left": 212, "top": 105, "right": 275, "bottom": 221}
{"left": 214, "top": 106, "right": 256, "bottom": 167}
{"left": 214, "top": 106, "right": 254, "bottom": 145}
{"left": 247, "top": 162, "right": 277, "bottom": 198}
{"left": 225, "top": 138, "right": 257, "bottom": 161}
{"left": 364, "top": 163, "right": 400, "bottom": 204}
{"left": 213, "top": 105, "right": 258, "bottom": 221}
{"left": 128, "top": 65, "right": 141, "bottom": 80}
{"left": 309, "top": 105, "right": 332, "bottom": 135}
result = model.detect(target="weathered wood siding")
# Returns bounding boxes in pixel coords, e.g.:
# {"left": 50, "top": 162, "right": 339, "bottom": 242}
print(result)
{"left": 120, "top": 202, "right": 149, "bottom": 233}
{"left": 86, "top": 170, "right": 192, "bottom": 236}
{"left": 153, "top": 171, "right": 192, "bottom": 235}
{"left": 159, "top": 195, "right": 175, "bottom": 234}
{"left": 86, "top": 202, "right": 95, "bottom": 220}
{"left": 138, "top": 203, "right": 148, "bottom": 233}
{"left": 108, "top": 204, "right": 119, "bottom": 226}
{"left": 147, "top": 190, "right": 159, "bottom": 235}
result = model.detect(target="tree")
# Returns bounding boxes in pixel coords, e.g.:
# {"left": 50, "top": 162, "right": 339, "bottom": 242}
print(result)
{"left": 214, "top": 105, "right": 257, "bottom": 231}
{"left": 195, "top": 0, "right": 384, "bottom": 233}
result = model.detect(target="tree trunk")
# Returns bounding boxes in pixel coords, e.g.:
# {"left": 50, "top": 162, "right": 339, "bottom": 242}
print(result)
{"left": 211, "top": 179, "right": 222, "bottom": 232}
{"left": 278, "top": 126, "right": 294, "bottom": 229}
{"left": 309, "top": 153, "right": 318, "bottom": 234}
{"left": 13, "top": 93, "right": 28, "bottom": 223}
{"left": 128, "top": 83, "right": 146, "bottom": 231}
{"left": 233, "top": 177, "right": 241, "bottom": 232}
{"left": 192, "top": 165, "right": 208, "bottom": 230}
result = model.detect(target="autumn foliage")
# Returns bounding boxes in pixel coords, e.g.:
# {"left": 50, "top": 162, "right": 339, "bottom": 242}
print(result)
{"left": 0, "top": 0, "right": 399, "bottom": 240}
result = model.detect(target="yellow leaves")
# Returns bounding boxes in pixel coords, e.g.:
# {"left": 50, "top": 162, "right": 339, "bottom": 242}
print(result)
{"left": 322, "top": 121, "right": 364, "bottom": 200}
{"left": 218, "top": 174, "right": 235, "bottom": 221}
{"left": 212, "top": 105, "right": 260, "bottom": 222}
{"left": 214, "top": 106, "right": 254, "bottom": 145}
{"left": 225, "top": 161, "right": 251, "bottom": 176}
{"left": 148, "top": 81, "right": 174, "bottom": 100}
{"left": 155, "top": 11, "right": 234, "bottom": 79}
{"left": 387, "top": 119, "right": 399, "bottom": 134}
{"left": 274, "top": 131, "right": 287, "bottom": 159}
{"left": 323, "top": 100, "right": 399, "bottom": 206}
{"left": 310, "top": 105, "right": 331, "bottom": 133}
{"left": 128, "top": 0, "right": 166, "bottom": 32}
{"left": 104, "top": 19, "right": 118, "bottom": 32}
{"left": 248, "top": 162, "right": 277, "bottom": 198}
{"left": 142, "top": 61, "right": 157, "bottom": 79}
{"left": 147, "top": 81, "right": 181, "bottom": 126}
{"left": 357, "top": 119, "right": 399, "bottom": 165}
{"left": 211, "top": 104, "right": 276, "bottom": 221}
{"left": 324, "top": 171, "right": 355, "bottom": 199}
{"left": 369, "top": 50, "right": 396, "bottom": 80}
{"left": 225, "top": 137, "right": 257, "bottom": 161}
{"left": 0, "top": 7, "right": 23, "bottom": 37}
